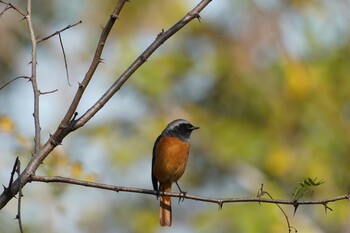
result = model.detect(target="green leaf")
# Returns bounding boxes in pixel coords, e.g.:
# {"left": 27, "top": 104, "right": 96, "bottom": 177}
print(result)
{"left": 292, "top": 177, "right": 325, "bottom": 200}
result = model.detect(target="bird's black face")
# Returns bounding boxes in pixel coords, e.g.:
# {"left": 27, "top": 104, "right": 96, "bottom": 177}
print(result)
{"left": 162, "top": 119, "right": 199, "bottom": 141}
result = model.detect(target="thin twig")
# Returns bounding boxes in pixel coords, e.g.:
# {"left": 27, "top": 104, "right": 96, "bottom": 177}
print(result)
{"left": 0, "top": 76, "right": 30, "bottom": 92}
{"left": 258, "top": 184, "right": 297, "bottom": 233}
{"left": 15, "top": 159, "right": 24, "bottom": 233}
{"left": 0, "top": 0, "right": 26, "bottom": 17}
{"left": 58, "top": 33, "right": 71, "bottom": 86}
{"left": 37, "top": 20, "right": 82, "bottom": 43}
{"left": 0, "top": 2, "right": 11, "bottom": 17}
{"left": 7, "top": 157, "right": 20, "bottom": 193}
{"left": 39, "top": 89, "right": 58, "bottom": 95}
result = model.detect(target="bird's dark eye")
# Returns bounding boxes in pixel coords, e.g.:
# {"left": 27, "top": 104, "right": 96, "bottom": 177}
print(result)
{"left": 179, "top": 123, "right": 192, "bottom": 130}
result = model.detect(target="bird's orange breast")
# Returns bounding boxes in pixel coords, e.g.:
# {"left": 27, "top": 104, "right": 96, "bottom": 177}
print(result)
{"left": 153, "top": 136, "right": 190, "bottom": 185}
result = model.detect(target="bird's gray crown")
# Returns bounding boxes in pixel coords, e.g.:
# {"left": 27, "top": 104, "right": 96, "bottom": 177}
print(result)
{"left": 162, "top": 119, "right": 199, "bottom": 141}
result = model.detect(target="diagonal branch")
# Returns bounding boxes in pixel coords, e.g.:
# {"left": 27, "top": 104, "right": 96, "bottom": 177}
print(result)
{"left": 0, "top": 0, "right": 130, "bottom": 210}
{"left": 74, "top": 0, "right": 212, "bottom": 129}
{"left": 50, "top": 0, "right": 129, "bottom": 145}
{"left": 0, "top": 0, "right": 26, "bottom": 17}
{"left": 0, "top": 76, "right": 30, "bottom": 92}
{"left": 0, "top": 0, "right": 213, "bottom": 211}
{"left": 37, "top": 20, "right": 82, "bottom": 43}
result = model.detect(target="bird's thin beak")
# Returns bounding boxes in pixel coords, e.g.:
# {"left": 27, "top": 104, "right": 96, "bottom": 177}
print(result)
{"left": 191, "top": 126, "right": 200, "bottom": 131}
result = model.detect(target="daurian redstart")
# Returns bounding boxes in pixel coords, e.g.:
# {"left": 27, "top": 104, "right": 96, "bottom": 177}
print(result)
{"left": 152, "top": 119, "right": 199, "bottom": 226}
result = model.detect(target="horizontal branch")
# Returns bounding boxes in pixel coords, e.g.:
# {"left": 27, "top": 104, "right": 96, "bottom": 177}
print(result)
{"left": 30, "top": 175, "right": 350, "bottom": 208}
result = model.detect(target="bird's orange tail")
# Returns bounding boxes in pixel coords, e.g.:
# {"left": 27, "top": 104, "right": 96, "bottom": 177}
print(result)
{"left": 159, "top": 185, "right": 172, "bottom": 226}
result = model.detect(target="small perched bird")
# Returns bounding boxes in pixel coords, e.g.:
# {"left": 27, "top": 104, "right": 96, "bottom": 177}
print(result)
{"left": 152, "top": 119, "right": 199, "bottom": 227}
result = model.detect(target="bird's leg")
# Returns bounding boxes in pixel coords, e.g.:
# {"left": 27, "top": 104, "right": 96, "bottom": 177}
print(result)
{"left": 175, "top": 182, "right": 187, "bottom": 203}
{"left": 156, "top": 186, "right": 161, "bottom": 200}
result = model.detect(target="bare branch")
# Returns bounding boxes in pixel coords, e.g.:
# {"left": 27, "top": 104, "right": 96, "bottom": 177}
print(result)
{"left": 0, "top": 76, "right": 30, "bottom": 92}
{"left": 39, "top": 89, "right": 58, "bottom": 95}
{"left": 58, "top": 33, "right": 71, "bottom": 86}
{"left": 0, "top": 0, "right": 131, "bottom": 210}
{"left": 0, "top": 0, "right": 213, "bottom": 211}
{"left": 15, "top": 159, "right": 23, "bottom": 233}
{"left": 37, "top": 20, "right": 82, "bottom": 43}
{"left": 50, "top": 0, "right": 129, "bottom": 144}
{"left": 36, "top": 21, "right": 83, "bottom": 87}
{"left": 0, "top": 0, "right": 26, "bottom": 17}
{"left": 30, "top": 175, "right": 350, "bottom": 209}
{"left": 6, "top": 157, "right": 19, "bottom": 193}
{"left": 74, "top": 0, "right": 213, "bottom": 129}
{"left": 257, "top": 184, "right": 297, "bottom": 233}
{"left": 25, "top": 0, "right": 41, "bottom": 155}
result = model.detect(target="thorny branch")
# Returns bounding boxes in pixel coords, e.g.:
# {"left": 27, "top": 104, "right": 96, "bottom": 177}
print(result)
{"left": 28, "top": 175, "right": 350, "bottom": 232}
{"left": 0, "top": 0, "right": 213, "bottom": 210}
{"left": 74, "top": 0, "right": 210, "bottom": 129}
{"left": 37, "top": 20, "right": 83, "bottom": 87}
{"left": 15, "top": 159, "right": 23, "bottom": 233}
{"left": 25, "top": 0, "right": 41, "bottom": 156}
{"left": 37, "top": 20, "right": 82, "bottom": 43}
{"left": 0, "top": 0, "right": 25, "bottom": 17}
{"left": 30, "top": 175, "right": 350, "bottom": 208}
{"left": 1, "top": 2, "right": 349, "bottom": 232}
{"left": 0, "top": 76, "right": 30, "bottom": 92}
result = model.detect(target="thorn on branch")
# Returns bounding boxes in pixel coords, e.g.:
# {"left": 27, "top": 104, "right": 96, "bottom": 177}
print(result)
{"left": 72, "top": 112, "right": 78, "bottom": 121}
{"left": 3, "top": 184, "right": 8, "bottom": 193}
{"left": 189, "top": 12, "right": 201, "bottom": 22}
{"left": 293, "top": 200, "right": 299, "bottom": 215}
{"left": 257, "top": 183, "right": 266, "bottom": 198}
{"left": 323, "top": 203, "right": 332, "bottom": 213}
{"left": 0, "top": 1, "right": 26, "bottom": 17}
{"left": 156, "top": 29, "right": 165, "bottom": 39}
{"left": 8, "top": 157, "right": 20, "bottom": 191}
{"left": 110, "top": 13, "right": 119, "bottom": 20}
{"left": 217, "top": 200, "right": 223, "bottom": 210}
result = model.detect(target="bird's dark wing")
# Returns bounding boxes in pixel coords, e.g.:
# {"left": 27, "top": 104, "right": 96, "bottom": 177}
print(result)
{"left": 152, "top": 135, "right": 162, "bottom": 191}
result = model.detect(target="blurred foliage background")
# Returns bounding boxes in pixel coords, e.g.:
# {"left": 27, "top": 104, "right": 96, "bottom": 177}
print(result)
{"left": 1, "top": 0, "right": 350, "bottom": 232}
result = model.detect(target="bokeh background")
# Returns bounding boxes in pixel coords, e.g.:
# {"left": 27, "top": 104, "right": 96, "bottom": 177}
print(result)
{"left": 1, "top": 0, "right": 350, "bottom": 232}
